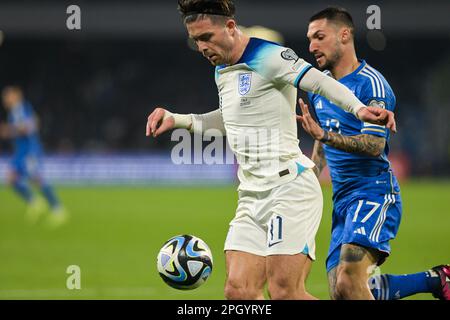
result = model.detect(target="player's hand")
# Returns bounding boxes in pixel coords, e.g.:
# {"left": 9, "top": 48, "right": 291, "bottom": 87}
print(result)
{"left": 146, "top": 107, "right": 175, "bottom": 138}
{"left": 357, "top": 107, "right": 397, "bottom": 133}
{"left": 296, "top": 98, "right": 326, "bottom": 141}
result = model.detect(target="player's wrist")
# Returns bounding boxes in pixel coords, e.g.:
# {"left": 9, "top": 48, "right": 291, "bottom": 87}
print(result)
{"left": 163, "top": 111, "right": 192, "bottom": 130}
{"left": 354, "top": 105, "right": 366, "bottom": 119}
{"left": 319, "top": 130, "right": 330, "bottom": 143}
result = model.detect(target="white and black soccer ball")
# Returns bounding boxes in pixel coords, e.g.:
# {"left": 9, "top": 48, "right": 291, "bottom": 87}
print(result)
{"left": 157, "top": 235, "right": 213, "bottom": 290}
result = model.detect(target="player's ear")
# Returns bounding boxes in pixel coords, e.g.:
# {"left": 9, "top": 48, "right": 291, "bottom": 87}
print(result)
{"left": 225, "top": 19, "right": 236, "bottom": 35}
{"left": 341, "top": 28, "right": 352, "bottom": 44}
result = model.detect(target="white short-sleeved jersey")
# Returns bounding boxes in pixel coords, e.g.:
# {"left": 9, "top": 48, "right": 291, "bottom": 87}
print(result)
{"left": 215, "top": 37, "right": 316, "bottom": 191}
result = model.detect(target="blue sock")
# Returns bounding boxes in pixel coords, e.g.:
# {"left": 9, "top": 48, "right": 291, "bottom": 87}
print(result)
{"left": 12, "top": 179, "right": 34, "bottom": 203}
{"left": 369, "top": 271, "right": 441, "bottom": 300}
{"left": 40, "top": 183, "right": 60, "bottom": 210}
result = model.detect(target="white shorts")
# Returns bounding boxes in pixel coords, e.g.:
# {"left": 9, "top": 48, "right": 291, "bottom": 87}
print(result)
{"left": 224, "top": 168, "right": 323, "bottom": 259}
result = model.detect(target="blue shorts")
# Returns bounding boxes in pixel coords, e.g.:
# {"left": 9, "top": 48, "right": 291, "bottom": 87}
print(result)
{"left": 326, "top": 192, "right": 402, "bottom": 272}
{"left": 10, "top": 153, "right": 44, "bottom": 179}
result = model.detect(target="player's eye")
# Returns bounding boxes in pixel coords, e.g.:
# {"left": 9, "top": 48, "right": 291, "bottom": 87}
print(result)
{"left": 196, "top": 33, "right": 213, "bottom": 43}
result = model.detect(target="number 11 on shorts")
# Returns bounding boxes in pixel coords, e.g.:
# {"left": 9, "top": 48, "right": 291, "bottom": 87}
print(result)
{"left": 268, "top": 215, "right": 283, "bottom": 247}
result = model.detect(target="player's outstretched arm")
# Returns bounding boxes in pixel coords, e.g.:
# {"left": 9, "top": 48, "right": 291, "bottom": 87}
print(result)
{"left": 146, "top": 108, "right": 226, "bottom": 138}
{"left": 297, "top": 99, "right": 386, "bottom": 157}
{"left": 299, "top": 68, "right": 396, "bottom": 133}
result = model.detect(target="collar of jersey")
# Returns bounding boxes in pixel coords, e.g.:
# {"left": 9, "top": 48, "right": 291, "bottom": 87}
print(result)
{"left": 337, "top": 59, "right": 367, "bottom": 82}
{"left": 216, "top": 37, "right": 279, "bottom": 72}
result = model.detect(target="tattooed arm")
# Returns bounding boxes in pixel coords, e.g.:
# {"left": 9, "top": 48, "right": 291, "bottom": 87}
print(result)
{"left": 311, "top": 140, "right": 327, "bottom": 177}
{"left": 297, "top": 99, "right": 386, "bottom": 157}
{"left": 322, "top": 131, "right": 386, "bottom": 157}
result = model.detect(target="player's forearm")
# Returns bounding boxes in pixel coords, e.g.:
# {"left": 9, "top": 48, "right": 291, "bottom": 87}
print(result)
{"left": 321, "top": 132, "right": 386, "bottom": 157}
{"left": 162, "top": 109, "right": 225, "bottom": 136}
{"left": 191, "top": 109, "right": 226, "bottom": 136}
{"left": 299, "top": 68, "right": 365, "bottom": 117}
{"left": 311, "top": 140, "right": 327, "bottom": 178}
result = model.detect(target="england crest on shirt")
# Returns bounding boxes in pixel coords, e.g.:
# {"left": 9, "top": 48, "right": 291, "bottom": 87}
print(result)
{"left": 238, "top": 73, "right": 252, "bottom": 96}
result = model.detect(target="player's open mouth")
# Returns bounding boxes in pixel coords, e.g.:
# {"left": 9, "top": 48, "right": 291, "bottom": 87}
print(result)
{"left": 315, "top": 53, "right": 325, "bottom": 62}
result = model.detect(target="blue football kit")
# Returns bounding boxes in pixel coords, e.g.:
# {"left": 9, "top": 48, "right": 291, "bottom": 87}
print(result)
{"left": 308, "top": 60, "right": 402, "bottom": 272}
{"left": 8, "top": 101, "right": 44, "bottom": 179}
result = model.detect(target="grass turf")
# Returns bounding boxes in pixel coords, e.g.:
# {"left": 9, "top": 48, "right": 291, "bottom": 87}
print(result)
{"left": 0, "top": 180, "right": 449, "bottom": 299}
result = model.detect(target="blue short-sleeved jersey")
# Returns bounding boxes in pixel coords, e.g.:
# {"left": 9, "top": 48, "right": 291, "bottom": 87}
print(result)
{"left": 308, "top": 60, "right": 400, "bottom": 201}
{"left": 308, "top": 60, "right": 402, "bottom": 271}
{"left": 8, "top": 101, "right": 43, "bottom": 177}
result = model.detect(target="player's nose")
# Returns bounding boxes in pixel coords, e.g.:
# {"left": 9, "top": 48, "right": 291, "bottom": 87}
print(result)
{"left": 309, "top": 42, "right": 318, "bottom": 53}
{"left": 197, "top": 41, "right": 208, "bottom": 53}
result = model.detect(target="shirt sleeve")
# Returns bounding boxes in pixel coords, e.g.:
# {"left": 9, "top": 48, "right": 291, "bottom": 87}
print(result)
{"left": 358, "top": 79, "right": 393, "bottom": 138}
{"left": 258, "top": 46, "right": 313, "bottom": 87}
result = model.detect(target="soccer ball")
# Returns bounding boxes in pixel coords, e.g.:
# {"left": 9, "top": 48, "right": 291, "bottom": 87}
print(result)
{"left": 157, "top": 234, "right": 213, "bottom": 290}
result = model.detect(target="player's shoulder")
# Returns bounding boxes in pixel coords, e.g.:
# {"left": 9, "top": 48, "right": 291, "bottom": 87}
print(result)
{"left": 239, "top": 37, "right": 285, "bottom": 70}
{"left": 246, "top": 37, "right": 284, "bottom": 57}
{"left": 356, "top": 61, "right": 395, "bottom": 101}
{"left": 214, "top": 38, "right": 282, "bottom": 78}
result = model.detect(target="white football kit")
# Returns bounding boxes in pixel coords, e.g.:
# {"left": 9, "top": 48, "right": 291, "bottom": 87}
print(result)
{"left": 206, "top": 38, "right": 323, "bottom": 258}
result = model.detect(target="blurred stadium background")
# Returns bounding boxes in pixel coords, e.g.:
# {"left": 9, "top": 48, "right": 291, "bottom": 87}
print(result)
{"left": 0, "top": 0, "right": 449, "bottom": 299}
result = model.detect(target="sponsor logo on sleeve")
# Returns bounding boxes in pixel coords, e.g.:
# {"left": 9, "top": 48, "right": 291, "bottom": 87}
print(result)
{"left": 281, "top": 48, "right": 299, "bottom": 63}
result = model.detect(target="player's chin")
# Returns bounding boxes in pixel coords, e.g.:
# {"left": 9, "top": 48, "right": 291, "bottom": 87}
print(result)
{"left": 316, "top": 60, "right": 329, "bottom": 71}
{"left": 207, "top": 55, "right": 225, "bottom": 66}
{"left": 209, "top": 59, "right": 222, "bottom": 66}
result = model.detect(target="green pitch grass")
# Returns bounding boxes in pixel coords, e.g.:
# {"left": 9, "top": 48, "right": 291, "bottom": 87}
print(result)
{"left": 0, "top": 180, "right": 449, "bottom": 300}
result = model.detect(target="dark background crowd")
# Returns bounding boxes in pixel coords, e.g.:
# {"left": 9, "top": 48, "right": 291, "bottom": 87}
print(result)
{"left": 0, "top": 0, "right": 448, "bottom": 176}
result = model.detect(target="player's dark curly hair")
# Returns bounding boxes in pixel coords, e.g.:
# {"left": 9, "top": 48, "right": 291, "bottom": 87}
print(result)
{"left": 177, "top": 0, "right": 235, "bottom": 24}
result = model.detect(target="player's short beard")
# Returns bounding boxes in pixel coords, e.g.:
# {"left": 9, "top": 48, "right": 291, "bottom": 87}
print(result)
{"left": 320, "top": 42, "right": 343, "bottom": 71}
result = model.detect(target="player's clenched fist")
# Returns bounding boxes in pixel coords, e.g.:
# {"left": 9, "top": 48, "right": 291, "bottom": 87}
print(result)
{"left": 356, "top": 107, "right": 396, "bottom": 133}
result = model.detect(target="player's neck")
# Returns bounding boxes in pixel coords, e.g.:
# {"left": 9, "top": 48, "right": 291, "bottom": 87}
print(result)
{"left": 230, "top": 32, "right": 250, "bottom": 65}
{"left": 331, "top": 52, "right": 360, "bottom": 80}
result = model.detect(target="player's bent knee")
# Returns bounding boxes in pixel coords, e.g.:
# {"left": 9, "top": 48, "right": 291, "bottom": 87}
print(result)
{"left": 268, "top": 286, "right": 293, "bottom": 300}
{"left": 335, "top": 272, "right": 354, "bottom": 299}
{"left": 224, "top": 279, "right": 261, "bottom": 300}
{"left": 268, "top": 277, "right": 303, "bottom": 300}
{"left": 335, "top": 266, "right": 368, "bottom": 299}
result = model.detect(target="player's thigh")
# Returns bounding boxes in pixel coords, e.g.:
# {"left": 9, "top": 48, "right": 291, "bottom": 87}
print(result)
{"left": 224, "top": 190, "right": 268, "bottom": 256}
{"left": 225, "top": 250, "right": 266, "bottom": 291}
